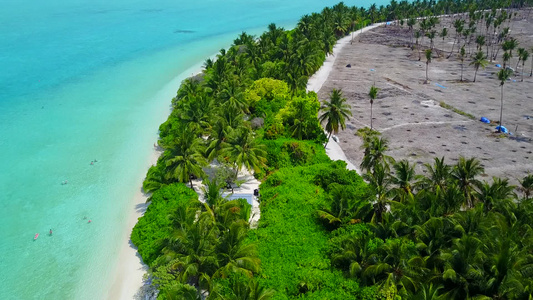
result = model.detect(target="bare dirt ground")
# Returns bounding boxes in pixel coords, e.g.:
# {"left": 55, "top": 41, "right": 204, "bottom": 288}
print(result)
{"left": 317, "top": 9, "right": 533, "bottom": 183}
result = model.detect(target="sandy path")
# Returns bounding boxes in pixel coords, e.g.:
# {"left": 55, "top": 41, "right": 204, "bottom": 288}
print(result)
{"left": 307, "top": 23, "right": 382, "bottom": 174}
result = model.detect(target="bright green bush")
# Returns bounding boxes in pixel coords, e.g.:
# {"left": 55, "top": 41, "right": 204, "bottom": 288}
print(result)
{"left": 131, "top": 183, "right": 198, "bottom": 265}
{"left": 250, "top": 163, "right": 376, "bottom": 299}
{"left": 260, "top": 138, "right": 330, "bottom": 171}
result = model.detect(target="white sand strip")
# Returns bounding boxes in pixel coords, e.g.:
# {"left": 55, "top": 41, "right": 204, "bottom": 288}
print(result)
{"left": 307, "top": 24, "right": 382, "bottom": 174}
{"left": 307, "top": 23, "right": 382, "bottom": 94}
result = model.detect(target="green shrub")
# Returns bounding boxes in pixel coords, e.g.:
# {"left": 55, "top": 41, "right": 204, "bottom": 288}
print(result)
{"left": 131, "top": 183, "right": 198, "bottom": 265}
{"left": 250, "top": 163, "right": 375, "bottom": 299}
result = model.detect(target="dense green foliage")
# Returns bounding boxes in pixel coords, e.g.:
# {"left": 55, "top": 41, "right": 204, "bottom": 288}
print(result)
{"left": 132, "top": 0, "right": 532, "bottom": 298}
{"left": 249, "top": 161, "right": 376, "bottom": 299}
{"left": 131, "top": 183, "right": 199, "bottom": 265}
{"left": 334, "top": 136, "right": 533, "bottom": 299}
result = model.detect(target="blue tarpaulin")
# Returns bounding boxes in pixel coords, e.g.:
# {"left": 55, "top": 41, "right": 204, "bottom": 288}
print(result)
{"left": 480, "top": 117, "right": 490, "bottom": 123}
{"left": 495, "top": 64, "right": 502, "bottom": 68}
{"left": 495, "top": 125, "right": 508, "bottom": 133}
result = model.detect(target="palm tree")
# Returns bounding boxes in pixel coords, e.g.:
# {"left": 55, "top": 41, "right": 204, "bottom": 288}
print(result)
{"left": 407, "top": 18, "right": 416, "bottom": 47}
{"left": 221, "top": 127, "right": 267, "bottom": 173}
{"left": 360, "top": 136, "right": 395, "bottom": 173}
{"left": 502, "top": 38, "right": 519, "bottom": 67}
{"left": 425, "top": 30, "right": 436, "bottom": 50}
{"left": 362, "top": 238, "right": 426, "bottom": 294}
{"left": 363, "top": 162, "right": 392, "bottom": 223}
{"left": 143, "top": 164, "right": 166, "bottom": 193}
{"left": 215, "top": 221, "right": 260, "bottom": 278}
{"left": 368, "top": 85, "right": 379, "bottom": 130}
{"left": 319, "top": 88, "right": 352, "bottom": 148}
{"left": 440, "top": 234, "right": 488, "bottom": 298}
{"left": 518, "top": 174, "right": 533, "bottom": 200}
{"left": 518, "top": 48, "right": 529, "bottom": 82}
{"left": 470, "top": 51, "right": 488, "bottom": 82}
{"left": 497, "top": 68, "right": 512, "bottom": 132}
{"left": 425, "top": 49, "right": 432, "bottom": 83}
{"left": 440, "top": 27, "right": 448, "bottom": 42}
{"left": 419, "top": 157, "right": 452, "bottom": 191}
{"left": 475, "top": 35, "right": 485, "bottom": 52}
{"left": 451, "top": 157, "right": 484, "bottom": 208}
{"left": 164, "top": 127, "right": 207, "bottom": 189}
{"left": 476, "top": 177, "right": 515, "bottom": 213}
{"left": 530, "top": 46, "right": 533, "bottom": 76}
{"left": 390, "top": 160, "right": 418, "bottom": 201}
{"left": 448, "top": 19, "right": 464, "bottom": 58}
{"left": 459, "top": 46, "right": 466, "bottom": 81}
{"left": 415, "top": 30, "right": 422, "bottom": 61}
{"left": 331, "top": 232, "right": 376, "bottom": 278}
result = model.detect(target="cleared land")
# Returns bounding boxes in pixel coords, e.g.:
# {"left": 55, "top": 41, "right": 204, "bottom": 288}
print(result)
{"left": 318, "top": 10, "right": 533, "bottom": 183}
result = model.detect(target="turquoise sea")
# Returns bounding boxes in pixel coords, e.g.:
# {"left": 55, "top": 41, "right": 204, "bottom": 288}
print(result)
{"left": 0, "top": 0, "right": 387, "bottom": 298}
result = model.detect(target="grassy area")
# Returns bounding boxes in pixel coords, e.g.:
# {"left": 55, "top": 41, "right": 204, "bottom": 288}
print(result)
{"left": 439, "top": 101, "right": 476, "bottom": 120}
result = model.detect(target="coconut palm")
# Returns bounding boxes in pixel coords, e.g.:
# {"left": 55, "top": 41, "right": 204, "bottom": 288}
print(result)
{"left": 221, "top": 127, "right": 267, "bottom": 173}
{"left": 518, "top": 174, "right": 533, "bottom": 200}
{"left": 415, "top": 30, "right": 422, "bottom": 60}
{"left": 362, "top": 238, "right": 427, "bottom": 293}
{"left": 518, "top": 48, "right": 529, "bottom": 81}
{"left": 440, "top": 27, "right": 448, "bottom": 42}
{"left": 515, "top": 47, "right": 525, "bottom": 70}
{"left": 360, "top": 136, "right": 395, "bottom": 173}
{"left": 425, "top": 49, "right": 432, "bottom": 83}
{"left": 331, "top": 233, "right": 376, "bottom": 278}
{"left": 164, "top": 127, "right": 207, "bottom": 189}
{"left": 470, "top": 51, "right": 488, "bottom": 82}
{"left": 363, "top": 162, "right": 392, "bottom": 223}
{"left": 319, "top": 88, "right": 352, "bottom": 148}
{"left": 368, "top": 85, "right": 379, "bottom": 130}
{"left": 419, "top": 157, "right": 452, "bottom": 191}
{"left": 215, "top": 221, "right": 260, "bottom": 278}
{"left": 459, "top": 46, "right": 466, "bottom": 81}
{"left": 502, "top": 37, "right": 519, "bottom": 66}
{"left": 407, "top": 18, "right": 416, "bottom": 47}
{"left": 440, "top": 234, "right": 488, "bottom": 299}
{"left": 390, "top": 160, "right": 418, "bottom": 201}
{"left": 425, "top": 30, "right": 436, "bottom": 50}
{"left": 451, "top": 157, "right": 484, "bottom": 208}
{"left": 497, "top": 68, "right": 512, "bottom": 133}
{"left": 475, "top": 35, "right": 485, "bottom": 52}
{"left": 530, "top": 47, "right": 533, "bottom": 76}
{"left": 448, "top": 19, "right": 464, "bottom": 58}
{"left": 476, "top": 177, "right": 516, "bottom": 213}
{"left": 143, "top": 164, "right": 166, "bottom": 193}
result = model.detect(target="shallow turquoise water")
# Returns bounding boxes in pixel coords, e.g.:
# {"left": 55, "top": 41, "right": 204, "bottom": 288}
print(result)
{"left": 0, "top": 0, "right": 387, "bottom": 298}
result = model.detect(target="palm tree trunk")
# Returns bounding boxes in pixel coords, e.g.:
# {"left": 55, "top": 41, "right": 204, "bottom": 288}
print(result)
{"left": 190, "top": 178, "right": 194, "bottom": 189}
{"left": 499, "top": 84, "right": 504, "bottom": 133}
{"left": 426, "top": 61, "right": 429, "bottom": 83}
{"left": 447, "top": 38, "right": 456, "bottom": 58}
{"left": 370, "top": 102, "right": 373, "bottom": 129}
{"left": 530, "top": 58, "right": 532, "bottom": 76}
{"left": 474, "top": 67, "right": 478, "bottom": 82}
{"left": 324, "top": 131, "right": 333, "bottom": 148}
{"left": 461, "top": 62, "right": 464, "bottom": 81}
{"left": 522, "top": 62, "right": 526, "bottom": 81}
